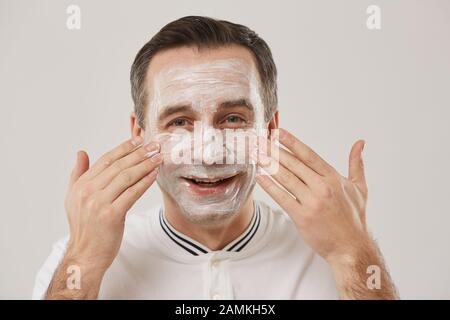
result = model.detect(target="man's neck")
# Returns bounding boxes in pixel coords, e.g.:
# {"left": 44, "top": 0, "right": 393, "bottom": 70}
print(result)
{"left": 162, "top": 196, "right": 255, "bottom": 251}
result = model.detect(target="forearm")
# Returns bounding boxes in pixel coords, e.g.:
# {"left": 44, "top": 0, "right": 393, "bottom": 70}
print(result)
{"left": 45, "top": 253, "right": 106, "bottom": 300}
{"left": 328, "top": 239, "right": 399, "bottom": 300}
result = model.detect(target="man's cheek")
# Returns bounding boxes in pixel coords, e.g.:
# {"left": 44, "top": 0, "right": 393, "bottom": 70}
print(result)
{"left": 145, "top": 131, "right": 191, "bottom": 165}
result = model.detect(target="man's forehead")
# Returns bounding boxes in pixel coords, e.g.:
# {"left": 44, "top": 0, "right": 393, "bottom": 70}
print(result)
{"left": 146, "top": 46, "right": 260, "bottom": 93}
{"left": 154, "top": 59, "right": 256, "bottom": 114}
{"left": 152, "top": 59, "right": 257, "bottom": 98}
{"left": 160, "top": 59, "right": 253, "bottom": 86}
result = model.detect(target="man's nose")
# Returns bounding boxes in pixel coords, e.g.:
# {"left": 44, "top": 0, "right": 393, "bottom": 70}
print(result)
{"left": 192, "top": 125, "right": 225, "bottom": 165}
{"left": 204, "top": 126, "right": 224, "bottom": 165}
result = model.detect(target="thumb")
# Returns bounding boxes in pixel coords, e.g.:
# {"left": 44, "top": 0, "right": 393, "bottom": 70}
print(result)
{"left": 69, "top": 150, "right": 90, "bottom": 189}
{"left": 348, "top": 140, "right": 367, "bottom": 194}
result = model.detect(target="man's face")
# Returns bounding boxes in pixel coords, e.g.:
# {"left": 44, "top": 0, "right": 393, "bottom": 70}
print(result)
{"left": 144, "top": 46, "right": 266, "bottom": 223}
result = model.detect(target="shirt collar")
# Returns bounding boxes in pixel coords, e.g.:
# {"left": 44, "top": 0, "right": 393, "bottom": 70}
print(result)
{"left": 159, "top": 202, "right": 261, "bottom": 256}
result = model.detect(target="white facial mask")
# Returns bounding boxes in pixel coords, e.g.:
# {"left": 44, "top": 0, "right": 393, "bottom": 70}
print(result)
{"left": 145, "top": 58, "right": 266, "bottom": 222}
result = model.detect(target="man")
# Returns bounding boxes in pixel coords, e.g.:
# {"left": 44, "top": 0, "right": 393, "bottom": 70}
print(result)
{"left": 33, "top": 16, "right": 398, "bottom": 300}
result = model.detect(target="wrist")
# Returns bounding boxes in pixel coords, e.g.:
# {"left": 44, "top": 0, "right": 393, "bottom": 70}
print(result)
{"left": 64, "top": 246, "right": 109, "bottom": 278}
{"left": 45, "top": 251, "right": 107, "bottom": 300}
{"left": 326, "top": 237, "right": 379, "bottom": 272}
{"left": 324, "top": 238, "right": 399, "bottom": 300}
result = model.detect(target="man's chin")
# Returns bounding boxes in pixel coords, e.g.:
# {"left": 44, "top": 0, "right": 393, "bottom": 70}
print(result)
{"left": 175, "top": 195, "right": 245, "bottom": 225}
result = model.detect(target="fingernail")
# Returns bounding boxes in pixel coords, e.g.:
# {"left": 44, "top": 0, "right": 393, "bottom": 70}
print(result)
{"left": 362, "top": 141, "right": 366, "bottom": 152}
{"left": 360, "top": 141, "right": 366, "bottom": 160}
{"left": 146, "top": 142, "right": 160, "bottom": 152}
{"left": 150, "top": 153, "right": 163, "bottom": 163}
{"left": 131, "top": 136, "right": 143, "bottom": 146}
{"left": 145, "top": 150, "right": 159, "bottom": 158}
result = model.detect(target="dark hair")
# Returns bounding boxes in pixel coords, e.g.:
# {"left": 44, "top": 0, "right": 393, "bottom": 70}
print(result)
{"left": 130, "top": 15, "right": 278, "bottom": 129}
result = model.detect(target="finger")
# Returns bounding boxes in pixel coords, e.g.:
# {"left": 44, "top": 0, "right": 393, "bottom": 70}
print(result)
{"left": 264, "top": 137, "right": 322, "bottom": 187}
{"left": 255, "top": 152, "right": 309, "bottom": 203}
{"left": 91, "top": 141, "right": 160, "bottom": 190}
{"left": 113, "top": 169, "right": 159, "bottom": 214}
{"left": 256, "top": 174, "right": 305, "bottom": 222}
{"left": 277, "top": 128, "right": 333, "bottom": 176}
{"left": 101, "top": 152, "right": 163, "bottom": 202}
{"left": 81, "top": 136, "right": 143, "bottom": 181}
{"left": 68, "top": 150, "right": 89, "bottom": 189}
{"left": 348, "top": 139, "right": 367, "bottom": 194}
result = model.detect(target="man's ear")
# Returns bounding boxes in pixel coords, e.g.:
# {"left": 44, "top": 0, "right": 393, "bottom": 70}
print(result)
{"left": 130, "top": 111, "right": 144, "bottom": 139}
{"left": 267, "top": 111, "right": 279, "bottom": 138}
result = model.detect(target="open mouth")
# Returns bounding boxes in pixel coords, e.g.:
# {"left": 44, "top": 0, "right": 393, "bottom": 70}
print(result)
{"left": 181, "top": 173, "right": 240, "bottom": 195}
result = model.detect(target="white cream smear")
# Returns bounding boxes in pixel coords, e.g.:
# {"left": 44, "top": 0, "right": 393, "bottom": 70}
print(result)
{"left": 144, "top": 58, "right": 268, "bottom": 222}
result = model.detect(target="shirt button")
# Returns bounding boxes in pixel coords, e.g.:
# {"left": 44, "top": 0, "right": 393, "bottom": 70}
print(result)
{"left": 212, "top": 293, "right": 221, "bottom": 300}
{"left": 211, "top": 260, "right": 220, "bottom": 268}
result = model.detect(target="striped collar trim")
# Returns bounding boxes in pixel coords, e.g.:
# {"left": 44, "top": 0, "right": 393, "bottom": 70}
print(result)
{"left": 159, "top": 202, "right": 261, "bottom": 256}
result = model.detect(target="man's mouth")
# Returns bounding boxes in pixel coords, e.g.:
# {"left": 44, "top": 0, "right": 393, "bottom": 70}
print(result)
{"left": 180, "top": 173, "right": 240, "bottom": 195}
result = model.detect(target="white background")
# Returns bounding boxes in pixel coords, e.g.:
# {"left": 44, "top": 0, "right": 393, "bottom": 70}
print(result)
{"left": 1, "top": 0, "right": 449, "bottom": 299}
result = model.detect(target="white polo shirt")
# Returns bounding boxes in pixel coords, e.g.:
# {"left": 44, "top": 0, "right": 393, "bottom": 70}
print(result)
{"left": 32, "top": 201, "right": 339, "bottom": 299}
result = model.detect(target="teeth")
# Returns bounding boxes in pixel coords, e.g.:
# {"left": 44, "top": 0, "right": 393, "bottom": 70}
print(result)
{"left": 183, "top": 174, "right": 237, "bottom": 185}
{"left": 193, "top": 178, "right": 224, "bottom": 184}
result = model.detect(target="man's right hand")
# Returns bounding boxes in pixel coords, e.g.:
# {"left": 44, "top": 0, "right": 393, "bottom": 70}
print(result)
{"left": 45, "top": 136, "right": 162, "bottom": 299}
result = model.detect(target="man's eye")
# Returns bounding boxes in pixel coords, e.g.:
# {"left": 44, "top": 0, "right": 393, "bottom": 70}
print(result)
{"left": 170, "top": 118, "right": 188, "bottom": 127}
{"left": 225, "top": 115, "right": 245, "bottom": 124}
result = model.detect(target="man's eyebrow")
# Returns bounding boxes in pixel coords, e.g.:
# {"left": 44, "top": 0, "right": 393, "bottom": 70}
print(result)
{"left": 219, "top": 98, "right": 254, "bottom": 112}
{"left": 157, "top": 99, "right": 253, "bottom": 121}
{"left": 157, "top": 104, "right": 193, "bottom": 121}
